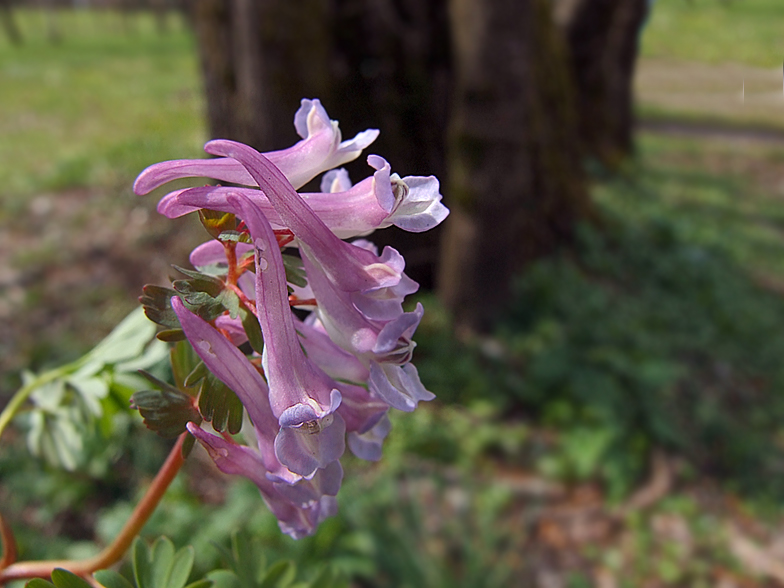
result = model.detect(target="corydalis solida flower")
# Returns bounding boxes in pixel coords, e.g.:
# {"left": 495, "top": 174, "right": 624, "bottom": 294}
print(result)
{"left": 135, "top": 99, "right": 448, "bottom": 539}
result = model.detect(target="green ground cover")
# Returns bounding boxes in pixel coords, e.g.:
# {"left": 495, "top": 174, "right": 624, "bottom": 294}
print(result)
{"left": 642, "top": 0, "right": 784, "bottom": 67}
{"left": 0, "top": 9, "right": 205, "bottom": 203}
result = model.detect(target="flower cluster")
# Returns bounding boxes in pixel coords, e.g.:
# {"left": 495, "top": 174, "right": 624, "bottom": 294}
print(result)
{"left": 134, "top": 99, "right": 449, "bottom": 539}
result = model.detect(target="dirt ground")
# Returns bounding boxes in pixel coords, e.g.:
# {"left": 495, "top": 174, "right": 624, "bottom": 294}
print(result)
{"left": 0, "top": 187, "right": 203, "bottom": 393}
{"left": 635, "top": 58, "right": 784, "bottom": 130}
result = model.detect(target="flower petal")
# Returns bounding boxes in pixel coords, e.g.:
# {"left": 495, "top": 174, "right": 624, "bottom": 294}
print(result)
{"left": 368, "top": 362, "right": 435, "bottom": 412}
{"left": 274, "top": 412, "right": 346, "bottom": 477}
{"left": 348, "top": 413, "right": 392, "bottom": 461}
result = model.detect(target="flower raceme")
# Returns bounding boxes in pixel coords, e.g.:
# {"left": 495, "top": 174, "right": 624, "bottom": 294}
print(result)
{"left": 136, "top": 99, "right": 448, "bottom": 539}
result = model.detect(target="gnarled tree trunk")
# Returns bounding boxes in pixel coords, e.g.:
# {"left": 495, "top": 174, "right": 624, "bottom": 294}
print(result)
{"left": 560, "top": 0, "right": 650, "bottom": 166}
{"left": 437, "top": 0, "right": 591, "bottom": 332}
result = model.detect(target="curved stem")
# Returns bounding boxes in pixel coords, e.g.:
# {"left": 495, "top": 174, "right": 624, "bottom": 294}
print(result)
{"left": 0, "top": 513, "right": 17, "bottom": 571}
{"left": 0, "top": 434, "right": 186, "bottom": 583}
{"left": 0, "top": 364, "right": 76, "bottom": 441}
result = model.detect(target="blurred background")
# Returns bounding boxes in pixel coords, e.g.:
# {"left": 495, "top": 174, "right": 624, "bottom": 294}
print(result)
{"left": 2, "top": 0, "right": 784, "bottom": 586}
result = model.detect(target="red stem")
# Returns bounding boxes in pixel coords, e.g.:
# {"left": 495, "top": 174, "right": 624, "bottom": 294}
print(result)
{"left": 0, "top": 435, "right": 186, "bottom": 583}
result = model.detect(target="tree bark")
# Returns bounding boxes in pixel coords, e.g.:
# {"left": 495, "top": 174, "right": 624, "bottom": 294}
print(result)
{"left": 562, "top": 0, "right": 649, "bottom": 166}
{"left": 188, "top": 0, "right": 596, "bottom": 332}
{"left": 187, "top": 0, "right": 331, "bottom": 152}
{"left": 326, "top": 0, "right": 452, "bottom": 288}
{"left": 437, "top": 0, "right": 591, "bottom": 332}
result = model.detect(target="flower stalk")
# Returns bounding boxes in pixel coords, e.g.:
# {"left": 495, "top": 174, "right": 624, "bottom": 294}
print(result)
{"left": 0, "top": 434, "right": 186, "bottom": 583}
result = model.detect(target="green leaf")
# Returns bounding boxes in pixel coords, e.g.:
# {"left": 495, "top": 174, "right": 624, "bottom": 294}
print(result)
{"left": 168, "top": 545, "right": 196, "bottom": 588}
{"left": 50, "top": 570, "right": 94, "bottom": 588}
{"left": 182, "top": 432, "right": 196, "bottom": 458}
{"left": 182, "top": 581, "right": 212, "bottom": 588}
{"left": 133, "top": 538, "right": 153, "bottom": 588}
{"left": 302, "top": 568, "right": 346, "bottom": 588}
{"left": 157, "top": 329, "right": 187, "bottom": 342}
{"left": 137, "top": 370, "right": 182, "bottom": 396}
{"left": 86, "top": 306, "right": 158, "bottom": 366}
{"left": 204, "top": 571, "right": 239, "bottom": 588}
{"left": 26, "top": 409, "right": 84, "bottom": 471}
{"left": 131, "top": 388, "right": 201, "bottom": 439}
{"left": 26, "top": 580, "right": 56, "bottom": 588}
{"left": 217, "top": 288, "right": 241, "bottom": 320}
{"left": 199, "top": 209, "right": 236, "bottom": 240}
{"left": 140, "top": 285, "right": 181, "bottom": 329}
{"left": 240, "top": 307, "right": 264, "bottom": 355}
{"left": 227, "top": 531, "right": 266, "bottom": 588}
{"left": 183, "top": 360, "right": 208, "bottom": 388}
{"left": 281, "top": 255, "right": 307, "bottom": 289}
{"left": 66, "top": 375, "right": 109, "bottom": 417}
{"left": 94, "top": 570, "right": 135, "bottom": 588}
{"left": 216, "top": 230, "right": 251, "bottom": 244}
{"left": 116, "top": 338, "right": 170, "bottom": 374}
{"left": 259, "top": 562, "right": 295, "bottom": 588}
{"left": 150, "top": 537, "right": 176, "bottom": 588}
{"left": 170, "top": 341, "right": 201, "bottom": 392}
{"left": 173, "top": 266, "right": 225, "bottom": 285}
{"left": 171, "top": 270, "right": 227, "bottom": 322}
{"left": 198, "top": 374, "right": 243, "bottom": 434}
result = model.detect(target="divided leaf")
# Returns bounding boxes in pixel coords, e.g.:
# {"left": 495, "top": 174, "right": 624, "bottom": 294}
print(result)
{"left": 170, "top": 341, "right": 201, "bottom": 393}
{"left": 131, "top": 537, "right": 202, "bottom": 588}
{"left": 258, "top": 561, "right": 295, "bottom": 588}
{"left": 281, "top": 255, "right": 307, "bottom": 289}
{"left": 216, "top": 230, "right": 252, "bottom": 244}
{"left": 197, "top": 373, "right": 243, "bottom": 435}
{"left": 171, "top": 266, "right": 239, "bottom": 322}
{"left": 50, "top": 569, "right": 94, "bottom": 588}
{"left": 131, "top": 387, "right": 201, "bottom": 439}
{"left": 239, "top": 307, "right": 264, "bottom": 355}
{"left": 94, "top": 570, "right": 135, "bottom": 588}
{"left": 140, "top": 285, "right": 181, "bottom": 329}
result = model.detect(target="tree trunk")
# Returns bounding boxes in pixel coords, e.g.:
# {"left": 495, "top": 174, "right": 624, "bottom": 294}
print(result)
{"left": 187, "top": 0, "right": 331, "bottom": 152}
{"left": 188, "top": 0, "right": 451, "bottom": 285}
{"left": 561, "top": 0, "right": 649, "bottom": 167}
{"left": 0, "top": 0, "right": 22, "bottom": 45}
{"left": 437, "top": 0, "right": 591, "bottom": 332}
{"left": 326, "top": 0, "right": 452, "bottom": 288}
{"left": 188, "top": 0, "right": 596, "bottom": 331}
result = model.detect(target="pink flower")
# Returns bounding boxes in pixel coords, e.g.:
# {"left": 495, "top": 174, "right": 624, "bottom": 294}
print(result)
{"left": 134, "top": 99, "right": 378, "bottom": 194}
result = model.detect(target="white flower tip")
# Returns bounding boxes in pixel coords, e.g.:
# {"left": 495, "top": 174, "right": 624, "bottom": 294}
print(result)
{"left": 320, "top": 168, "right": 352, "bottom": 193}
{"left": 388, "top": 176, "right": 450, "bottom": 232}
{"left": 340, "top": 129, "right": 380, "bottom": 153}
{"left": 294, "top": 98, "right": 332, "bottom": 140}
{"left": 367, "top": 154, "right": 388, "bottom": 172}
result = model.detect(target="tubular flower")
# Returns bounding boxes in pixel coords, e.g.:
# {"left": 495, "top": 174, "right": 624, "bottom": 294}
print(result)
{"left": 137, "top": 99, "right": 446, "bottom": 538}
{"left": 171, "top": 296, "right": 343, "bottom": 539}
{"left": 134, "top": 99, "right": 379, "bottom": 195}
{"left": 154, "top": 155, "right": 448, "bottom": 240}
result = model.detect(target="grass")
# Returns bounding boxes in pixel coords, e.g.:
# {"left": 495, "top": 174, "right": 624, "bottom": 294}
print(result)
{"left": 0, "top": 9, "right": 205, "bottom": 202}
{"left": 0, "top": 9, "right": 207, "bottom": 391}
{"left": 641, "top": 0, "right": 784, "bottom": 67}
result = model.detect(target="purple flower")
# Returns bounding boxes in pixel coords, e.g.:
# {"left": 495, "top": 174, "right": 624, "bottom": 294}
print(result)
{"left": 348, "top": 414, "right": 392, "bottom": 462}
{"left": 170, "top": 295, "right": 344, "bottom": 538}
{"left": 178, "top": 139, "right": 435, "bottom": 413}
{"left": 173, "top": 289, "right": 345, "bottom": 479}
{"left": 134, "top": 99, "right": 378, "bottom": 195}
{"left": 302, "top": 252, "right": 434, "bottom": 412}
{"left": 155, "top": 155, "right": 448, "bottom": 241}
{"left": 135, "top": 96, "right": 448, "bottom": 539}
{"left": 186, "top": 423, "right": 342, "bottom": 540}
{"left": 203, "top": 140, "right": 418, "bottom": 320}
